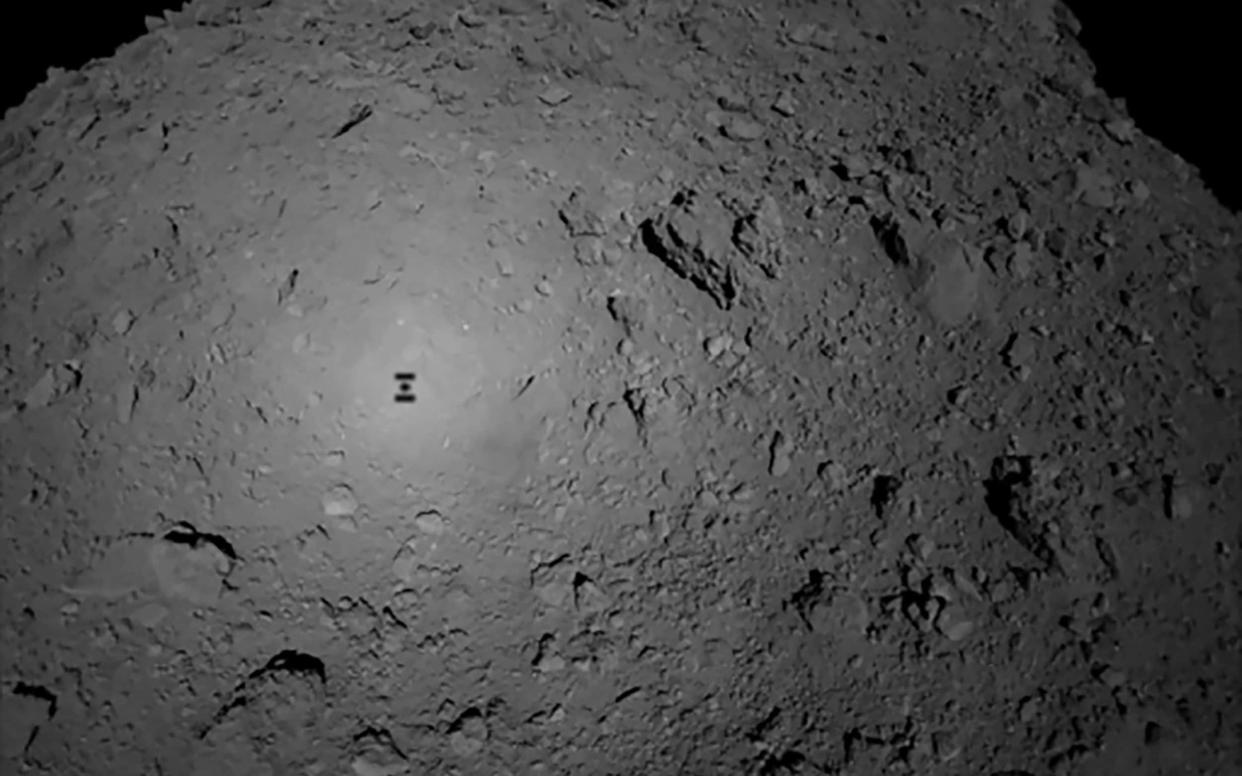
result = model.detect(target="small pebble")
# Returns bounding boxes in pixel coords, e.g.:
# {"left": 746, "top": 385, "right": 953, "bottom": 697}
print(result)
{"left": 704, "top": 334, "right": 732, "bottom": 361}
{"left": 772, "top": 90, "right": 797, "bottom": 116}
{"left": 112, "top": 309, "right": 135, "bottom": 335}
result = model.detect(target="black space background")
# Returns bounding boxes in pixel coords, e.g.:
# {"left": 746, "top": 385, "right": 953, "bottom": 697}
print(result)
{"left": 1, "top": 0, "right": 1238, "bottom": 212}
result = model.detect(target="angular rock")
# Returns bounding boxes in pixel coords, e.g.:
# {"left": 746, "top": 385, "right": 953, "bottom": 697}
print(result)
{"left": 935, "top": 604, "right": 975, "bottom": 641}
{"left": 111, "top": 308, "right": 135, "bottom": 335}
{"left": 772, "top": 90, "right": 797, "bottom": 117}
{"left": 639, "top": 189, "right": 745, "bottom": 310}
{"left": 1071, "top": 162, "right": 1117, "bottom": 208}
{"left": 731, "top": 193, "right": 787, "bottom": 278}
{"left": 116, "top": 380, "right": 138, "bottom": 424}
{"left": 572, "top": 572, "right": 610, "bottom": 614}
{"left": 558, "top": 190, "right": 607, "bottom": 238}
{"left": 350, "top": 727, "right": 408, "bottom": 776}
{"left": 606, "top": 293, "right": 649, "bottom": 337}
{"left": 392, "top": 539, "right": 420, "bottom": 584}
{"left": 448, "top": 709, "right": 487, "bottom": 757}
{"left": 23, "top": 360, "right": 82, "bottom": 409}
{"left": 768, "top": 430, "right": 793, "bottom": 477}
{"left": 722, "top": 116, "right": 765, "bottom": 141}
{"left": 186, "top": 0, "right": 273, "bottom": 25}
{"left": 984, "top": 456, "right": 1057, "bottom": 570}
{"left": 0, "top": 127, "right": 33, "bottom": 169}
{"left": 870, "top": 474, "right": 902, "bottom": 520}
{"left": 1162, "top": 475, "right": 1195, "bottom": 521}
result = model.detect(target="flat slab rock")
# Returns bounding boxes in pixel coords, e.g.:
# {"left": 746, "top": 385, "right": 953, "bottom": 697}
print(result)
{"left": 871, "top": 211, "right": 988, "bottom": 328}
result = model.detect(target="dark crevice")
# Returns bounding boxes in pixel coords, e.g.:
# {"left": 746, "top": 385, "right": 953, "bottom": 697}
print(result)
{"left": 162, "top": 524, "right": 240, "bottom": 560}
{"left": 13, "top": 682, "right": 58, "bottom": 718}
{"left": 1062, "top": 0, "right": 1240, "bottom": 212}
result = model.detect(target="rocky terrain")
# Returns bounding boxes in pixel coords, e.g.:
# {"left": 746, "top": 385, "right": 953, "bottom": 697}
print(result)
{"left": 1, "top": 0, "right": 1238, "bottom": 774}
